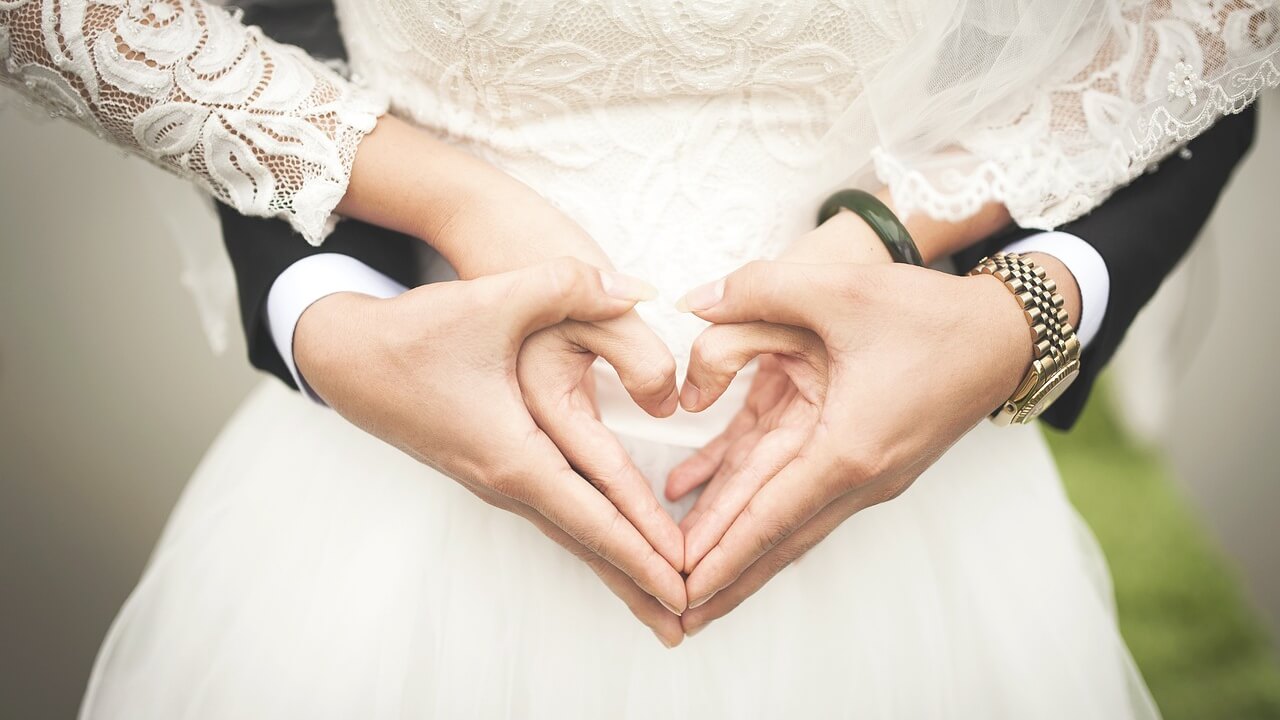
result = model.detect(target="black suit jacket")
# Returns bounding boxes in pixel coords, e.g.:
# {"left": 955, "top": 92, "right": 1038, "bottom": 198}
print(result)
{"left": 220, "top": 1, "right": 1258, "bottom": 431}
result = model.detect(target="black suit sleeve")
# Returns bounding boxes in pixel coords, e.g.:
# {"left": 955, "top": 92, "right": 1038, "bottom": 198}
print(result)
{"left": 958, "top": 105, "right": 1258, "bottom": 430}
{"left": 218, "top": 208, "right": 419, "bottom": 390}
{"left": 219, "top": 0, "right": 419, "bottom": 390}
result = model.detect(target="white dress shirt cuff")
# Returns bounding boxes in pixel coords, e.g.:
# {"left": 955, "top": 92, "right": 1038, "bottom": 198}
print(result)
{"left": 266, "top": 254, "right": 409, "bottom": 403}
{"left": 998, "top": 231, "right": 1109, "bottom": 349}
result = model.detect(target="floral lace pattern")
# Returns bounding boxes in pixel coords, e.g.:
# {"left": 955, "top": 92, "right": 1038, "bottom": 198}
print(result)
{"left": 332, "top": 0, "right": 1278, "bottom": 357}
{"left": 334, "top": 0, "right": 927, "bottom": 356}
{"left": 869, "top": 0, "right": 1280, "bottom": 229}
{"left": 0, "top": 0, "right": 388, "bottom": 244}
{"left": 3, "top": 0, "right": 1276, "bottom": 357}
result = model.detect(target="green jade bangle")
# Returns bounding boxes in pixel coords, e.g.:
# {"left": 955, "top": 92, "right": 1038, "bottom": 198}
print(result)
{"left": 817, "top": 189, "right": 925, "bottom": 267}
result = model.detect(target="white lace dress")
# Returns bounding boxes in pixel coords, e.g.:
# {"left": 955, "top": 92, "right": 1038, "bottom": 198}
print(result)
{"left": 4, "top": 1, "right": 1278, "bottom": 718}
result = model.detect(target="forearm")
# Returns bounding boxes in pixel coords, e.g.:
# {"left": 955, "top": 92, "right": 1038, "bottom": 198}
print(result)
{"left": 338, "top": 115, "right": 614, "bottom": 278}
{"left": 0, "top": 0, "right": 385, "bottom": 245}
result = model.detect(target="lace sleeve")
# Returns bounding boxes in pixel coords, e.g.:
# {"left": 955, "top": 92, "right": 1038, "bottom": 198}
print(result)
{"left": 857, "top": 0, "right": 1280, "bottom": 230}
{"left": 0, "top": 0, "right": 387, "bottom": 244}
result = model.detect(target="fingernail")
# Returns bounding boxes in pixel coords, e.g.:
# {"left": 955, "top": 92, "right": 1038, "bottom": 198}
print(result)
{"left": 688, "top": 592, "right": 715, "bottom": 610}
{"left": 675, "top": 278, "right": 725, "bottom": 313}
{"left": 679, "top": 383, "right": 701, "bottom": 411}
{"left": 653, "top": 630, "right": 678, "bottom": 649}
{"left": 659, "top": 598, "right": 684, "bottom": 617}
{"left": 599, "top": 270, "right": 659, "bottom": 302}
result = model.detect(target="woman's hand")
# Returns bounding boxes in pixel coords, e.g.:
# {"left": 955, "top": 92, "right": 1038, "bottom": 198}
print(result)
{"left": 516, "top": 312, "right": 685, "bottom": 584}
{"left": 337, "top": 115, "right": 617, "bottom": 279}
{"left": 671, "top": 260, "right": 1040, "bottom": 636}
{"left": 294, "top": 258, "right": 688, "bottom": 646}
{"left": 337, "top": 116, "right": 689, "bottom": 616}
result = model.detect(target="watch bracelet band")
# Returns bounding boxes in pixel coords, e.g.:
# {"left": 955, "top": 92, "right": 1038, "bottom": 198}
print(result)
{"left": 817, "top": 189, "right": 925, "bottom": 267}
{"left": 988, "top": 253, "right": 1072, "bottom": 358}
{"left": 968, "top": 253, "right": 1081, "bottom": 423}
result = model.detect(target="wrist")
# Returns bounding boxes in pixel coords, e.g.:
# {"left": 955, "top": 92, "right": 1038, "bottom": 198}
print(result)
{"left": 1019, "top": 252, "right": 1082, "bottom": 330}
{"left": 781, "top": 210, "right": 893, "bottom": 265}
{"left": 963, "top": 274, "right": 1037, "bottom": 416}
{"left": 339, "top": 116, "right": 552, "bottom": 270}
{"left": 874, "top": 188, "right": 1010, "bottom": 265}
{"left": 293, "top": 292, "right": 389, "bottom": 402}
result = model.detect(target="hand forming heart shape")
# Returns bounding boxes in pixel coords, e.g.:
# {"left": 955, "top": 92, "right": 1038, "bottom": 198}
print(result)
{"left": 505, "top": 212, "right": 1037, "bottom": 644}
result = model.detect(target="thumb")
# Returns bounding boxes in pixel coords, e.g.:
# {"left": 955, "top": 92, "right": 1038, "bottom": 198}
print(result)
{"left": 483, "top": 257, "right": 657, "bottom": 337}
{"left": 674, "top": 260, "right": 844, "bottom": 329}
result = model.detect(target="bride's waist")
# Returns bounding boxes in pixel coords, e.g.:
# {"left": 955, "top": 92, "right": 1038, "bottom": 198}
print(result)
{"left": 593, "top": 360, "right": 754, "bottom": 449}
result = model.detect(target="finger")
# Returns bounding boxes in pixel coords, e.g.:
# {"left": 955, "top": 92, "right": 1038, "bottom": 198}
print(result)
{"left": 535, "top": 403, "right": 685, "bottom": 572}
{"left": 682, "top": 322, "right": 821, "bottom": 413}
{"left": 516, "top": 432, "right": 688, "bottom": 613}
{"left": 668, "top": 357, "right": 794, "bottom": 502}
{"left": 675, "top": 260, "right": 847, "bottom": 328}
{"left": 502, "top": 496, "right": 684, "bottom": 648}
{"left": 484, "top": 257, "right": 656, "bottom": 337}
{"left": 683, "top": 426, "right": 807, "bottom": 571}
{"left": 682, "top": 493, "right": 858, "bottom": 637}
{"left": 684, "top": 445, "right": 844, "bottom": 609}
{"left": 565, "top": 314, "right": 679, "bottom": 417}
{"left": 664, "top": 405, "right": 756, "bottom": 501}
{"left": 679, "top": 425, "right": 763, "bottom": 535}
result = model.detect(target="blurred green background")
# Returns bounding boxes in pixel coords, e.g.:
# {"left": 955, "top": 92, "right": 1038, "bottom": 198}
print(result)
{"left": 1052, "top": 385, "right": 1280, "bottom": 719}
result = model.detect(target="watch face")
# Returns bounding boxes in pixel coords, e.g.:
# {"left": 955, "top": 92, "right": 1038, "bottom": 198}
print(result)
{"left": 1029, "top": 365, "right": 1081, "bottom": 415}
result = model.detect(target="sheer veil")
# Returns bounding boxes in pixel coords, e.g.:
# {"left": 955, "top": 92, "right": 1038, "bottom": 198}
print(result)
{"left": 821, "top": 0, "right": 1280, "bottom": 228}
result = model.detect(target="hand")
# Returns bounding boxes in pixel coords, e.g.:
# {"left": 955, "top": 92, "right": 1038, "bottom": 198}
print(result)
{"left": 664, "top": 212, "right": 887, "bottom": 572}
{"left": 672, "top": 260, "right": 1038, "bottom": 635}
{"left": 295, "top": 258, "right": 688, "bottom": 646}
{"left": 517, "top": 313, "right": 685, "bottom": 586}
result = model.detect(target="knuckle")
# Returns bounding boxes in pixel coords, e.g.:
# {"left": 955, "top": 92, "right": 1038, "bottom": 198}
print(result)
{"left": 629, "top": 356, "right": 676, "bottom": 399}
{"left": 740, "top": 259, "right": 772, "bottom": 280}
{"left": 740, "top": 502, "right": 788, "bottom": 556}
{"left": 544, "top": 257, "right": 588, "bottom": 300}
{"left": 485, "top": 462, "right": 525, "bottom": 500}
{"left": 689, "top": 331, "right": 725, "bottom": 369}
{"left": 736, "top": 260, "right": 769, "bottom": 298}
{"left": 579, "top": 508, "right": 623, "bottom": 559}
{"left": 831, "top": 446, "right": 880, "bottom": 491}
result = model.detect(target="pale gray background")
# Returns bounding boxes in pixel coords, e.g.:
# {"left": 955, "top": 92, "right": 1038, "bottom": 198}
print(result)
{"left": 3, "top": 93, "right": 1279, "bottom": 718}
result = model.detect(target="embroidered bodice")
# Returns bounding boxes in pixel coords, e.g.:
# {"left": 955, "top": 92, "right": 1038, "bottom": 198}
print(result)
{"left": 3, "top": 0, "right": 1278, "bottom": 358}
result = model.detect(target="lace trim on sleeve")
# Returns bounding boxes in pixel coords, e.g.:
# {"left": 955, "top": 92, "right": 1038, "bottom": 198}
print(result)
{"left": 0, "top": 0, "right": 388, "bottom": 244}
{"left": 869, "top": 1, "right": 1280, "bottom": 230}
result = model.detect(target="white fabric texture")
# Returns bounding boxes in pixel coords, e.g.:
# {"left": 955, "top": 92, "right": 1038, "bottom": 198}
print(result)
{"left": 1001, "top": 232, "right": 1111, "bottom": 348}
{"left": 266, "top": 253, "right": 408, "bottom": 401}
{"left": 330, "top": 0, "right": 1276, "bottom": 362}
{"left": 0, "top": 0, "right": 388, "bottom": 244}
{"left": 4, "top": 1, "right": 1273, "bottom": 352}
{"left": 81, "top": 381, "right": 1158, "bottom": 719}
{"left": 22, "top": 1, "right": 1264, "bottom": 716}
{"left": 853, "top": 0, "right": 1280, "bottom": 229}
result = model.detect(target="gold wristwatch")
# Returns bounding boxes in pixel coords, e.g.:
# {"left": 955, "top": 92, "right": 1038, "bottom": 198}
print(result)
{"left": 969, "top": 253, "right": 1082, "bottom": 426}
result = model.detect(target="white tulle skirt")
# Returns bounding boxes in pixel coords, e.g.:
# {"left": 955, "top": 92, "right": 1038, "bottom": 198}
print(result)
{"left": 81, "top": 377, "right": 1159, "bottom": 719}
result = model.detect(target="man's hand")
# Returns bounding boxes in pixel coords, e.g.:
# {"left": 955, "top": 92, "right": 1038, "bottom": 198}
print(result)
{"left": 294, "top": 258, "right": 688, "bottom": 646}
{"left": 516, "top": 313, "right": 686, "bottom": 584}
{"left": 672, "top": 260, "right": 1039, "bottom": 635}
{"left": 664, "top": 211, "right": 886, "bottom": 572}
